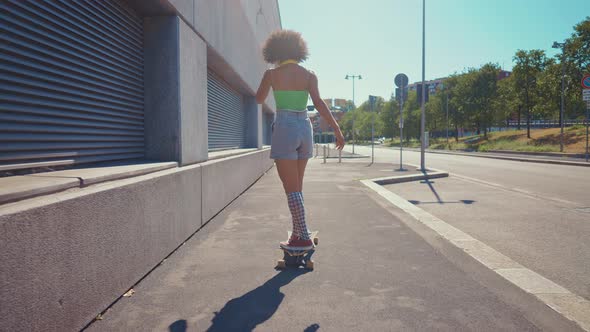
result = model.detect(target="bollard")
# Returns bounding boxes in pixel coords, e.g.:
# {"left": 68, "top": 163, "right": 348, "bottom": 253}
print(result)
{"left": 327, "top": 144, "right": 330, "bottom": 158}
{"left": 338, "top": 149, "right": 342, "bottom": 163}
{"left": 323, "top": 145, "right": 327, "bottom": 164}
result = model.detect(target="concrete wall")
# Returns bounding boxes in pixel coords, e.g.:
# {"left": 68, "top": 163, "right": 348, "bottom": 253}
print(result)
{"left": 142, "top": 0, "right": 279, "bottom": 161}
{"left": 0, "top": 150, "right": 273, "bottom": 332}
{"left": 143, "top": 16, "right": 181, "bottom": 162}
{"left": 178, "top": 17, "right": 208, "bottom": 163}
{"left": 202, "top": 150, "right": 270, "bottom": 222}
{"left": 0, "top": 0, "right": 281, "bottom": 331}
{"left": 144, "top": 16, "right": 208, "bottom": 165}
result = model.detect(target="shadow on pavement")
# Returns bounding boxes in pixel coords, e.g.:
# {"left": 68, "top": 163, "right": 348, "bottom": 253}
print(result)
{"left": 205, "top": 269, "right": 309, "bottom": 332}
{"left": 422, "top": 179, "right": 443, "bottom": 203}
{"left": 409, "top": 199, "right": 476, "bottom": 205}
{"left": 304, "top": 323, "right": 320, "bottom": 331}
{"left": 411, "top": 179, "right": 476, "bottom": 205}
{"left": 169, "top": 319, "right": 187, "bottom": 332}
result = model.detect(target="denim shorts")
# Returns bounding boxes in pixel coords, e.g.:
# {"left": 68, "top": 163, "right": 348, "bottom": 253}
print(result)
{"left": 270, "top": 110, "right": 314, "bottom": 160}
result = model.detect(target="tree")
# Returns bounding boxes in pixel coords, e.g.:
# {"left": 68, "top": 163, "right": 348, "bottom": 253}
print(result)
{"left": 448, "top": 70, "right": 479, "bottom": 136}
{"left": 493, "top": 75, "right": 519, "bottom": 128}
{"left": 536, "top": 60, "right": 562, "bottom": 122}
{"left": 402, "top": 90, "right": 421, "bottom": 140}
{"left": 563, "top": 17, "right": 590, "bottom": 120}
{"left": 443, "top": 75, "right": 463, "bottom": 142}
{"left": 565, "top": 17, "right": 590, "bottom": 73}
{"left": 472, "top": 63, "right": 501, "bottom": 137}
{"left": 512, "top": 49, "right": 550, "bottom": 138}
{"left": 340, "top": 111, "right": 353, "bottom": 140}
{"left": 340, "top": 97, "right": 387, "bottom": 142}
{"left": 425, "top": 91, "right": 445, "bottom": 135}
{"left": 379, "top": 99, "right": 399, "bottom": 139}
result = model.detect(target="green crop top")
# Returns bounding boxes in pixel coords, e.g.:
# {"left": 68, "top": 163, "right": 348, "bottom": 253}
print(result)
{"left": 273, "top": 90, "right": 309, "bottom": 111}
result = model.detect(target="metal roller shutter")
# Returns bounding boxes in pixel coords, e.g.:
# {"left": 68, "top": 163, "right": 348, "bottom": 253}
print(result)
{"left": 207, "top": 71, "right": 246, "bottom": 151}
{"left": 0, "top": 0, "right": 144, "bottom": 172}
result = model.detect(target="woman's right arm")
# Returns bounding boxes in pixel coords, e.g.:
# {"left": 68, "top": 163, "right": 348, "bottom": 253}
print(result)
{"left": 255, "top": 70, "right": 272, "bottom": 104}
{"left": 309, "top": 72, "right": 345, "bottom": 150}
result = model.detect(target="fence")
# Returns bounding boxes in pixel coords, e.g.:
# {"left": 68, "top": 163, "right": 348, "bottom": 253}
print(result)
{"left": 507, "top": 119, "right": 585, "bottom": 128}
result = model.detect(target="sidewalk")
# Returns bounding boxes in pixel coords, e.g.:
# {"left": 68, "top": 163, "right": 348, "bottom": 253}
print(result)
{"left": 87, "top": 159, "right": 563, "bottom": 331}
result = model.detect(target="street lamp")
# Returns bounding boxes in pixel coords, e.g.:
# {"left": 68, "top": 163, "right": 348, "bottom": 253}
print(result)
{"left": 552, "top": 41, "right": 566, "bottom": 152}
{"left": 419, "top": 0, "right": 426, "bottom": 171}
{"left": 345, "top": 74, "right": 362, "bottom": 154}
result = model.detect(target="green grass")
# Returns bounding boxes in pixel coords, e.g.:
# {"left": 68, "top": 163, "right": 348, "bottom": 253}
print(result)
{"left": 383, "top": 126, "right": 589, "bottom": 153}
{"left": 386, "top": 138, "right": 422, "bottom": 148}
{"left": 476, "top": 139, "right": 559, "bottom": 153}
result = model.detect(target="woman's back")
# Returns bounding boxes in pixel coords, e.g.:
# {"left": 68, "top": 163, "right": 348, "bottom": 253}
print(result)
{"left": 270, "top": 63, "right": 310, "bottom": 91}
{"left": 271, "top": 63, "right": 310, "bottom": 111}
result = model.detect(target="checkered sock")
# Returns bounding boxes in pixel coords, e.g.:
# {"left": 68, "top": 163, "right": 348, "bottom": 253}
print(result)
{"left": 287, "top": 191, "right": 310, "bottom": 240}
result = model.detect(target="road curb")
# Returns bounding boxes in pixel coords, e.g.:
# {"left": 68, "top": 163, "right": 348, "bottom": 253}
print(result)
{"left": 398, "top": 147, "right": 590, "bottom": 167}
{"left": 371, "top": 171, "right": 448, "bottom": 185}
{"left": 486, "top": 149, "right": 586, "bottom": 158}
{"left": 360, "top": 173, "right": 590, "bottom": 331}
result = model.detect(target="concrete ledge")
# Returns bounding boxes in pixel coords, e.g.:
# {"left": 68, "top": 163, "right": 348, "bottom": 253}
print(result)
{"left": 0, "top": 176, "right": 79, "bottom": 204}
{"left": 0, "top": 164, "right": 202, "bottom": 332}
{"left": 0, "top": 161, "right": 178, "bottom": 205}
{"left": 0, "top": 149, "right": 273, "bottom": 332}
{"left": 208, "top": 148, "right": 260, "bottom": 161}
{"left": 31, "top": 161, "right": 178, "bottom": 187}
{"left": 372, "top": 171, "right": 449, "bottom": 185}
{"left": 201, "top": 149, "right": 273, "bottom": 223}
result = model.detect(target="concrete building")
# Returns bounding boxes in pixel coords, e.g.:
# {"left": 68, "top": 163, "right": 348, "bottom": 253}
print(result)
{"left": 333, "top": 98, "right": 348, "bottom": 109}
{"left": 309, "top": 98, "right": 347, "bottom": 143}
{"left": 498, "top": 69, "right": 511, "bottom": 80}
{"left": 407, "top": 70, "right": 511, "bottom": 96}
{"left": 0, "top": 1, "right": 280, "bottom": 331}
{"left": 408, "top": 78, "right": 445, "bottom": 94}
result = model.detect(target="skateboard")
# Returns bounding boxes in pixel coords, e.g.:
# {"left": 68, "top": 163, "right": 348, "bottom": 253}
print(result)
{"left": 276, "top": 231, "right": 319, "bottom": 270}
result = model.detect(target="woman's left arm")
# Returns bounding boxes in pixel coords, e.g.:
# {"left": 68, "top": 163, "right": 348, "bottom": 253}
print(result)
{"left": 255, "top": 70, "right": 272, "bottom": 104}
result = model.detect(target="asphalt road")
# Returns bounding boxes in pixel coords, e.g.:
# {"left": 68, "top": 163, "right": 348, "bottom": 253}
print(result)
{"left": 347, "top": 144, "right": 590, "bottom": 207}
{"left": 347, "top": 144, "right": 590, "bottom": 301}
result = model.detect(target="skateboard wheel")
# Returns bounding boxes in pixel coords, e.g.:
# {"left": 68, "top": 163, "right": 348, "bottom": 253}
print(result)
{"left": 313, "top": 237, "right": 319, "bottom": 246}
{"left": 305, "top": 260, "right": 314, "bottom": 270}
{"left": 276, "top": 260, "right": 286, "bottom": 269}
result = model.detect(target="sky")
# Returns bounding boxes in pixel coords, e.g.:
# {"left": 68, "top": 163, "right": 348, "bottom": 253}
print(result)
{"left": 278, "top": 0, "right": 590, "bottom": 104}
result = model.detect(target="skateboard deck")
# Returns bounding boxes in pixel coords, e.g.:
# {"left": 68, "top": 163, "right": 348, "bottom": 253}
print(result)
{"left": 276, "top": 231, "right": 319, "bottom": 270}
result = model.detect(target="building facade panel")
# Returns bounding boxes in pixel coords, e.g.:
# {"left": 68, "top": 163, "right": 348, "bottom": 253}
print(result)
{"left": 178, "top": 17, "right": 208, "bottom": 163}
{"left": 1, "top": 0, "right": 145, "bottom": 171}
{"left": 0, "top": 1, "right": 280, "bottom": 330}
{"left": 207, "top": 71, "right": 247, "bottom": 150}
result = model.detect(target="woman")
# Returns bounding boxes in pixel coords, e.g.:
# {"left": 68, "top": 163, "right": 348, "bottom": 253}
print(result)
{"left": 255, "top": 30, "right": 345, "bottom": 250}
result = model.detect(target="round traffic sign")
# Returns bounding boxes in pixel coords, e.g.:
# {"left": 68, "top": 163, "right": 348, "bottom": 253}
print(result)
{"left": 582, "top": 74, "right": 590, "bottom": 89}
{"left": 395, "top": 74, "right": 409, "bottom": 88}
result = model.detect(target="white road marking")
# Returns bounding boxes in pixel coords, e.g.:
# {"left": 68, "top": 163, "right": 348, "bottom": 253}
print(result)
{"left": 361, "top": 178, "right": 590, "bottom": 331}
{"left": 450, "top": 173, "right": 579, "bottom": 207}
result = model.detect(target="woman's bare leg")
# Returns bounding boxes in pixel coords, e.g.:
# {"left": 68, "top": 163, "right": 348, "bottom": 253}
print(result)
{"left": 275, "top": 159, "right": 311, "bottom": 241}
{"left": 275, "top": 159, "right": 300, "bottom": 193}
{"left": 297, "top": 159, "right": 308, "bottom": 191}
